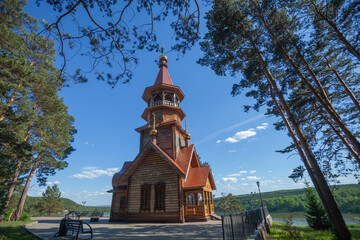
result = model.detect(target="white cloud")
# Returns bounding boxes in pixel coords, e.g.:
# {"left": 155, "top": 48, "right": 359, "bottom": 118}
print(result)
{"left": 228, "top": 150, "right": 236, "bottom": 153}
{"left": 241, "top": 178, "right": 246, "bottom": 181}
{"left": 222, "top": 177, "right": 238, "bottom": 183}
{"left": 195, "top": 114, "right": 265, "bottom": 145}
{"left": 85, "top": 142, "right": 89, "bottom": 145}
{"left": 228, "top": 173, "right": 241, "bottom": 177}
{"left": 225, "top": 129, "right": 257, "bottom": 143}
{"left": 216, "top": 140, "right": 221, "bottom": 143}
{"left": 249, "top": 170, "right": 256, "bottom": 174}
{"left": 247, "top": 176, "right": 261, "bottom": 180}
{"left": 54, "top": 181, "right": 61, "bottom": 185}
{"left": 239, "top": 171, "right": 247, "bottom": 174}
{"left": 268, "top": 170, "right": 272, "bottom": 173}
{"left": 71, "top": 168, "right": 119, "bottom": 179}
{"left": 256, "top": 123, "right": 269, "bottom": 130}
{"left": 240, "top": 183, "right": 249, "bottom": 186}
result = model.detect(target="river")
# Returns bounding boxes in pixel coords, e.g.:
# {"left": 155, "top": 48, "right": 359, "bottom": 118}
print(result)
{"left": 270, "top": 212, "right": 360, "bottom": 226}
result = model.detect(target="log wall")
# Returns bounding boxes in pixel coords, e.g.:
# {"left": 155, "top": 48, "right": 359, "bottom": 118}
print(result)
{"left": 110, "top": 190, "right": 127, "bottom": 221}
{"left": 127, "top": 149, "right": 182, "bottom": 222}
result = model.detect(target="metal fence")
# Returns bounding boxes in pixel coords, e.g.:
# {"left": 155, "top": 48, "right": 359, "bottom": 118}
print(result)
{"left": 221, "top": 207, "right": 269, "bottom": 240}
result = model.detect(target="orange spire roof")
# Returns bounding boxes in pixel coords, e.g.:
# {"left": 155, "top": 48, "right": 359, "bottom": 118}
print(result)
{"left": 153, "top": 55, "right": 173, "bottom": 86}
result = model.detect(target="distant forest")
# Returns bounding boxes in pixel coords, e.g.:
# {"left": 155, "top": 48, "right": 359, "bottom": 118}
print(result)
{"left": 214, "top": 184, "right": 360, "bottom": 214}
{"left": 20, "top": 197, "right": 110, "bottom": 217}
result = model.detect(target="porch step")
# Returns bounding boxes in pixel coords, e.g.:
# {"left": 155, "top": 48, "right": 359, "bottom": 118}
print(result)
{"left": 210, "top": 213, "right": 221, "bottom": 221}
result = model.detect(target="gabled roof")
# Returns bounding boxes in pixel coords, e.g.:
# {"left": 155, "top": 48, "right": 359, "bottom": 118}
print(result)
{"left": 115, "top": 141, "right": 186, "bottom": 184}
{"left": 176, "top": 145, "right": 194, "bottom": 174}
{"left": 183, "top": 166, "right": 216, "bottom": 190}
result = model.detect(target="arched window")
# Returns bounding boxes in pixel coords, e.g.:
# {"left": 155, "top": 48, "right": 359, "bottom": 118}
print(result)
{"left": 154, "top": 182, "right": 166, "bottom": 211}
{"left": 187, "top": 193, "right": 194, "bottom": 206}
{"left": 119, "top": 196, "right": 126, "bottom": 210}
{"left": 140, "top": 183, "right": 151, "bottom": 212}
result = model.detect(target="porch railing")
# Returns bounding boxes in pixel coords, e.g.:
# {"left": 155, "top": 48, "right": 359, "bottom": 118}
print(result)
{"left": 184, "top": 204, "right": 214, "bottom": 217}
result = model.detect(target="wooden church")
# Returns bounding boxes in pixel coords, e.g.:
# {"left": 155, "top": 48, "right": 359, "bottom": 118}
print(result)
{"left": 109, "top": 53, "right": 216, "bottom": 223}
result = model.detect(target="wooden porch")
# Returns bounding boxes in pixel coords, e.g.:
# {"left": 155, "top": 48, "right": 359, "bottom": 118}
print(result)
{"left": 184, "top": 190, "right": 214, "bottom": 220}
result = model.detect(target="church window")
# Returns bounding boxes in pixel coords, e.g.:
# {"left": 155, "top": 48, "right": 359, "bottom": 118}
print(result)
{"left": 119, "top": 196, "right": 126, "bottom": 210}
{"left": 154, "top": 182, "right": 166, "bottom": 211}
{"left": 140, "top": 183, "right": 151, "bottom": 212}
{"left": 187, "top": 193, "right": 194, "bottom": 205}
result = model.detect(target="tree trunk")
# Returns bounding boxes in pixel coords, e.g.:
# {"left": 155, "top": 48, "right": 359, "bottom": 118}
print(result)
{"left": 11, "top": 154, "right": 42, "bottom": 221}
{"left": 318, "top": 108, "right": 360, "bottom": 164}
{"left": 324, "top": 57, "right": 360, "bottom": 114}
{"left": 269, "top": 86, "right": 336, "bottom": 227}
{"left": 1, "top": 124, "right": 33, "bottom": 221}
{"left": 0, "top": 159, "right": 23, "bottom": 221}
{"left": 252, "top": 1, "right": 360, "bottom": 161}
{"left": 247, "top": 33, "right": 351, "bottom": 239}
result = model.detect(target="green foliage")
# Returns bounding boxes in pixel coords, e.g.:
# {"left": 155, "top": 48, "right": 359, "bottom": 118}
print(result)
{"left": 304, "top": 182, "right": 331, "bottom": 230}
{"left": 0, "top": 0, "right": 76, "bottom": 220}
{"left": 32, "top": 0, "right": 202, "bottom": 85}
{"left": 19, "top": 212, "right": 30, "bottom": 221}
{"left": 22, "top": 196, "right": 109, "bottom": 217}
{"left": 282, "top": 214, "right": 303, "bottom": 239}
{"left": 35, "top": 184, "right": 63, "bottom": 216}
{"left": 216, "top": 193, "right": 244, "bottom": 214}
{"left": 214, "top": 184, "right": 360, "bottom": 214}
{"left": 0, "top": 221, "right": 38, "bottom": 240}
{"left": 269, "top": 222, "right": 337, "bottom": 240}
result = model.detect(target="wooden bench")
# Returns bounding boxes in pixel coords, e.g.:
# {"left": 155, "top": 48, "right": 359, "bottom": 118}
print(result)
{"left": 54, "top": 219, "right": 93, "bottom": 240}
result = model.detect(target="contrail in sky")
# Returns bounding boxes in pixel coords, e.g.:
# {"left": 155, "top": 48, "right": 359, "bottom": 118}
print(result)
{"left": 194, "top": 114, "right": 265, "bottom": 145}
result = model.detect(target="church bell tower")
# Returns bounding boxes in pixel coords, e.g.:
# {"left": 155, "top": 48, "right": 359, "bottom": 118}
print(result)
{"left": 136, "top": 53, "right": 190, "bottom": 159}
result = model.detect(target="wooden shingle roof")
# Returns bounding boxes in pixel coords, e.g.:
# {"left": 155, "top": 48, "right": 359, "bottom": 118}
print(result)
{"left": 184, "top": 166, "right": 216, "bottom": 190}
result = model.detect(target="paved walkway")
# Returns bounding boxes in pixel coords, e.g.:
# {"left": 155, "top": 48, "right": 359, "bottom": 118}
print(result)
{"left": 27, "top": 217, "right": 223, "bottom": 240}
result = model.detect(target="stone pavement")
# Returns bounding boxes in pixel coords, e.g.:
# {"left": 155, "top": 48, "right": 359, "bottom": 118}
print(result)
{"left": 26, "top": 217, "right": 223, "bottom": 240}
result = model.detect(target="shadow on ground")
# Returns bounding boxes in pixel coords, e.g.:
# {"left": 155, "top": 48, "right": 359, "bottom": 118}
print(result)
{"left": 28, "top": 218, "right": 223, "bottom": 240}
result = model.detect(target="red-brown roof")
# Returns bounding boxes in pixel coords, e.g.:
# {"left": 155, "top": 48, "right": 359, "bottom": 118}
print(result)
{"left": 184, "top": 166, "right": 211, "bottom": 189}
{"left": 176, "top": 145, "right": 194, "bottom": 174}
{"left": 112, "top": 161, "right": 132, "bottom": 188}
{"left": 154, "top": 65, "right": 173, "bottom": 85}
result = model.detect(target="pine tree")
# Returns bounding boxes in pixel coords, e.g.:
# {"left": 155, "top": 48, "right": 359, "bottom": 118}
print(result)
{"left": 36, "top": 184, "right": 63, "bottom": 216}
{"left": 0, "top": 0, "right": 76, "bottom": 221}
{"left": 197, "top": 0, "right": 353, "bottom": 238}
{"left": 217, "top": 193, "right": 244, "bottom": 214}
{"left": 304, "top": 181, "right": 331, "bottom": 230}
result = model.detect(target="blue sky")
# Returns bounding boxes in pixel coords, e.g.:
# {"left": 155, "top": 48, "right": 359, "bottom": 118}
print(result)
{"left": 24, "top": 2, "right": 357, "bottom": 206}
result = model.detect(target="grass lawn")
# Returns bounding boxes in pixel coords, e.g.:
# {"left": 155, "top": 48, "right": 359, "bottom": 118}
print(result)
{"left": 268, "top": 221, "right": 360, "bottom": 240}
{"left": 0, "top": 221, "right": 39, "bottom": 240}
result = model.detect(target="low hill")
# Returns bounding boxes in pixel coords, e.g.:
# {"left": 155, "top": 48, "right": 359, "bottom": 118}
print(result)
{"left": 24, "top": 197, "right": 110, "bottom": 217}
{"left": 214, "top": 184, "right": 360, "bottom": 214}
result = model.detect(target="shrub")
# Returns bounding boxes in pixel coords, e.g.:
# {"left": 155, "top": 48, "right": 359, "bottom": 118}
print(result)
{"left": 20, "top": 212, "right": 31, "bottom": 221}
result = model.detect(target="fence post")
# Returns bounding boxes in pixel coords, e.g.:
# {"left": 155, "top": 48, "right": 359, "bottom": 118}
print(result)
{"left": 221, "top": 215, "right": 226, "bottom": 240}
{"left": 241, "top": 213, "right": 246, "bottom": 239}
{"left": 230, "top": 214, "right": 235, "bottom": 240}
